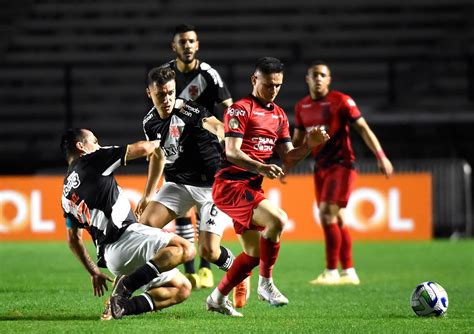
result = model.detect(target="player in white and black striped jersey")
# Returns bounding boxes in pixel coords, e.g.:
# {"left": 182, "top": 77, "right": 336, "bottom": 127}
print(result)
{"left": 135, "top": 66, "right": 237, "bottom": 288}
{"left": 161, "top": 24, "right": 233, "bottom": 288}
{"left": 60, "top": 128, "right": 195, "bottom": 320}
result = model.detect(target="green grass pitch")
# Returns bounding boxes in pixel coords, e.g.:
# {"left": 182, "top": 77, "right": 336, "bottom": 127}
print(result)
{"left": 0, "top": 240, "right": 473, "bottom": 333}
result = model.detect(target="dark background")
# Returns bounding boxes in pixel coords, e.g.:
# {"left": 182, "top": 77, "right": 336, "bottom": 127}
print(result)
{"left": 0, "top": 0, "right": 472, "bottom": 235}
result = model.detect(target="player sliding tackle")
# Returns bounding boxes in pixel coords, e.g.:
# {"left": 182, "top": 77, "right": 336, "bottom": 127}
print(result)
{"left": 207, "top": 57, "right": 330, "bottom": 317}
{"left": 60, "top": 129, "right": 194, "bottom": 320}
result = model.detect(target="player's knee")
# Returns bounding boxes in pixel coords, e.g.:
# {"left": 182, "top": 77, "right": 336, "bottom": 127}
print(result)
{"left": 199, "top": 244, "right": 220, "bottom": 262}
{"left": 269, "top": 210, "right": 288, "bottom": 232}
{"left": 176, "top": 279, "right": 192, "bottom": 303}
{"left": 182, "top": 240, "right": 196, "bottom": 262}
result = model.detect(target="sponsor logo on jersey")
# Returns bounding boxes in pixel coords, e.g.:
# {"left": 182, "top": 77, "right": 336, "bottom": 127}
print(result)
{"left": 229, "top": 117, "right": 239, "bottom": 130}
{"left": 252, "top": 111, "right": 265, "bottom": 116}
{"left": 63, "top": 171, "right": 80, "bottom": 197}
{"left": 184, "top": 104, "right": 201, "bottom": 114}
{"left": 252, "top": 136, "right": 275, "bottom": 152}
{"left": 227, "top": 107, "right": 246, "bottom": 117}
{"left": 347, "top": 98, "right": 357, "bottom": 107}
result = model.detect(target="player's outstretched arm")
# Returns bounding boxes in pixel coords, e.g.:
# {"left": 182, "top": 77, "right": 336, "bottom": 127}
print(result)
{"left": 67, "top": 226, "right": 113, "bottom": 297}
{"left": 352, "top": 118, "right": 394, "bottom": 178}
{"left": 135, "top": 147, "right": 165, "bottom": 219}
{"left": 125, "top": 139, "right": 161, "bottom": 162}
{"left": 202, "top": 116, "right": 225, "bottom": 140}
{"left": 279, "top": 126, "right": 330, "bottom": 171}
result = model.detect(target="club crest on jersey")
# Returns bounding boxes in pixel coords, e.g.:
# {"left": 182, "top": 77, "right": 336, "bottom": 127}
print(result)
{"left": 229, "top": 117, "right": 239, "bottom": 130}
{"left": 188, "top": 85, "right": 199, "bottom": 99}
{"left": 169, "top": 124, "right": 180, "bottom": 138}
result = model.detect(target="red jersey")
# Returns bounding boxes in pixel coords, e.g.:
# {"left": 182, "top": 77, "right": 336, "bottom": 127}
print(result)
{"left": 216, "top": 94, "right": 291, "bottom": 188}
{"left": 294, "top": 90, "right": 362, "bottom": 168}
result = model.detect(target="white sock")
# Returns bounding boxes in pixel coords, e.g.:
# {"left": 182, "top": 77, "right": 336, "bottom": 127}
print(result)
{"left": 210, "top": 287, "right": 226, "bottom": 303}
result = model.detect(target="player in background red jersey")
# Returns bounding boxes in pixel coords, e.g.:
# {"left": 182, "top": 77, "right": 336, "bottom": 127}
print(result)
{"left": 206, "top": 57, "right": 329, "bottom": 316}
{"left": 293, "top": 61, "right": 393, "bottom": 285}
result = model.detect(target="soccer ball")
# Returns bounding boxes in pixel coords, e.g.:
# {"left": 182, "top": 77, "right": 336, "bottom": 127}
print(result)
{"left": 410, "top": 281, "right": 448, "bottom": 317}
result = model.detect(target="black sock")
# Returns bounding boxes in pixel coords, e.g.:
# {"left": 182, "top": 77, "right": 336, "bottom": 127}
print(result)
{"left": 123, "top": 261, "right": 160, "bottom": 292}
{"left": 175, "top": 217, "right": 196, "bottom": 274}
{"left": 200, "top": 257, "right": 211, "bottom": 269}
{"left": 214, "top": 246, "right": 234, "bottom": 271}
{"left": 124, "top": 294, "right": 154, "bottom": 315}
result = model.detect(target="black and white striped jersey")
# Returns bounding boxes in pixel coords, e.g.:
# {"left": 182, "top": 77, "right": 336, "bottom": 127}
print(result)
{"left": 61, "top": 146, "right": 135, "bottom": 254}
{"left": 142, "top": 99, "right": 222, "bottom": 187}
{"left": 167, "top": 59, "right": 231, "bottom": 120}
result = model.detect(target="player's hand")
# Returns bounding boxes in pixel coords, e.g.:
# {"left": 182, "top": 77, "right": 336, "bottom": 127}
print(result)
{"left": 257, "top": 163, "right": 285, "bottom": 179}
{"left": 91, "top": 271, "right": 113, "bottom": 297}
{"left": 135, "top": 197, "right": 150, "bottom": 220}
{"left": 378, "top": 157, "right": 394, "bottom": 178}
{"left": 306, "top": 126, "right": 330, "bottom": 148}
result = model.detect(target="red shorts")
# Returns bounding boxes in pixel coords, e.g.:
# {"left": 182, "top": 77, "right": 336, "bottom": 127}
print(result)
{"left": 314, "top": 164, "right": 357, "bottom": 208}
{"left": 212, "top": 178, "right": 265, "bottom": 235}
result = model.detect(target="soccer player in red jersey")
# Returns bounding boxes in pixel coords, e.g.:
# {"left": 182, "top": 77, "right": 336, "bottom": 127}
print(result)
{"left": 206, "top": 57, "right": 329, "bottom": 316}
{"left": 293, "top": 61, "right": 393, "bottom": 285}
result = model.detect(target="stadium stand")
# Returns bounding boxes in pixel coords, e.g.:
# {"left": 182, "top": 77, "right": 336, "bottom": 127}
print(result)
{"left": 0, "top": 0, "right": 472, "bottom": 172}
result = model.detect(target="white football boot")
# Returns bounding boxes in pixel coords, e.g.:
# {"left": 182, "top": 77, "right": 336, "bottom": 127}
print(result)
{"left": 339, "top": 268, "right": 360, "bottom": 285}
{"left": 257, "top": 280, "right": 289, "bottom": 306}
{"left": 309, "top": 269, "right": 341, "bottom": 285}
{"left": 206, "top": 295, "right": 243, "bottom": 317}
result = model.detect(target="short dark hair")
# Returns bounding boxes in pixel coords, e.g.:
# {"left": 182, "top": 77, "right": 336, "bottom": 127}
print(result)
{"left": 255, "top": 57, "right": 284, "bottom": 75}
{"left": 60, "top": 128, "right": 86, "bottom": 159}
{"left": 147, "top": 66, "right": 176, "bottom": 86}
{"left": 309, "top": 60, "right": 329, "bottom": 69}
{"left": 173, "top": 24, "right": 196, "bottom": 37}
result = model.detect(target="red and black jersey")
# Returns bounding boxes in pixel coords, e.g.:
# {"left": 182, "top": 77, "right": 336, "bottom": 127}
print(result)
{"left": 294, "top": 90, "right": 362, "bottom": 168}
{"left": 216, "top": 95, "right": 291, "bottom": 188}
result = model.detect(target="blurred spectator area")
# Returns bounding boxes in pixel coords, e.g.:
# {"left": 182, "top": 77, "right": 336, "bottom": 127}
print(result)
{"left": 0, "top": 0, "right": 473, "bottom": 173}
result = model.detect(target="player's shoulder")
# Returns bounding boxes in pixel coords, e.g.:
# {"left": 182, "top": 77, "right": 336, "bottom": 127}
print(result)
{"left": 295, "top": 94, "right": 312, "bottom": 108}
{"left": 142, "top": 106, "right": 156, "bottom": 126}
{"left": 199, "top": 61, "right": 224, "bottom": 85}
{"left": 330, "top": 90, "right": 357, "bottom": 106}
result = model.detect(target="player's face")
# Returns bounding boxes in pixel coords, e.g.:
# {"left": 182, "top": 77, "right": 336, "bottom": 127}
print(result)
{"left": 306, "top": 65, "right": 331, "bottom": 97}
{"left": 251, "top": 71, "right": 283, "bottom": 104}
{"left": 79, "top": 130, "right": 100, "bottom": 154}
{"left": 147, "top": 80, "right": 176, "bottom": 116}
{"left": 172, "top": 31, "right": 199, "bottom": 64}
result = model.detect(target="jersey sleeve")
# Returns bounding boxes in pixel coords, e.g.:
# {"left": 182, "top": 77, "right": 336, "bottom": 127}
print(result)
{"left": 342, "top": 95, "right": 362, "bottom": 122}
{"left": 294, "top": 101, "right": 306, "bottom": 130}
{"left": 224, "top": 103, "right": 249, "bottom": 138}
{"left": 202, "top": 63, "right": 232, "bottom": 104}
{"left": 180, "top": 100, "right": 212, "bottom": 126}
{"left": 277, "top": 111, "right": 291, "bottom": 144}
{"left": 87, "top": 146, "right": 127, "bottom": 176}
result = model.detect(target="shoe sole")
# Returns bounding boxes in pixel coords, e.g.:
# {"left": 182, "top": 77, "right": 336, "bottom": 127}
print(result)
{"left": 257, "top": 293, "right": 288, "bottom": 307}
{"left": 206, "top": 303, "right": 243, "bottom": 317}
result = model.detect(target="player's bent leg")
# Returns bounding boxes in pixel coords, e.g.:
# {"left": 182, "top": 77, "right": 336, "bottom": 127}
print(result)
{"left": 151, "top": 235, "right": 196, "bottom": 272}
{"left": 139, "top": 201, "right": 177, "bottom": 229}
{"left": 252, "top": 200, "right": 289, "bottom": 306}
{"left": 146, "top": 272, "right": 192, "bottom": 311}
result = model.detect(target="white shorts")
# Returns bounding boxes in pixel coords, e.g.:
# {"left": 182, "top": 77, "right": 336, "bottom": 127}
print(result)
{"left": 104, "top": 223, "right": 179, "bottom": 291}
{"left": 153, "top": 182, "right": 232, "bottom": 237}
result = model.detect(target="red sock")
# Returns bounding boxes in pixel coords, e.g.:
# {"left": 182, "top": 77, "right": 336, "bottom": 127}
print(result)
{"left": 218, "top": 252, "right": 259, "bottom": 296}
{"left": 259, "top": 237, "right": 281, "bottom": 278}
{"left": 322, "top": 223, "right": 341, "bottom": 270}
{"left": 339, "top": 226, "right": 353, "bottom": 269}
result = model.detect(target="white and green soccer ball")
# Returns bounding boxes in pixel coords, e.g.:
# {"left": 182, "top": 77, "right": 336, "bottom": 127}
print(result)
{"left": 410, "top": 281, "right": 448, "bottom": 317}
